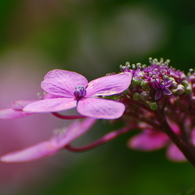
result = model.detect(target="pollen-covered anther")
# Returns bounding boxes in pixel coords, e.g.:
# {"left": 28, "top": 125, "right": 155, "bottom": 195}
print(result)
{"left": 136, "top": 63, "right": 141, "bottom": 69}
{"left": 119, "top": 62, "right": 131, "bottom": 72}
{"left": 164, "top": 59, "right": 170, "bottom": 65}
{"left": 125, "top": 61, "right": 130, "bottom": 66}
{"left": 149, "top": 57, "right": 153, "bottom": 63}
{"left": 132, "top": 64, "right": 136, "bottom": 69}
{"left": 188, "top": 68, "right": 194, "bottom": 74}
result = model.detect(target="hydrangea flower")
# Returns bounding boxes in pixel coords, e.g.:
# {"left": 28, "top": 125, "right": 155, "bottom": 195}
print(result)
{"left": 2, "top": 58, "right": 195, "bottom": 166}
{"left": 23, "top": 69, "right": 132, "bottom": 119}
{"left": 0, "top": 118, "right": 96, "bottom": 162}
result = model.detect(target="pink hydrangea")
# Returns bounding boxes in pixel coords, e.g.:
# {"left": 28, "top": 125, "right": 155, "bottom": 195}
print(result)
{"left": 23, "top": 69, "right": 132, "bottom": 119}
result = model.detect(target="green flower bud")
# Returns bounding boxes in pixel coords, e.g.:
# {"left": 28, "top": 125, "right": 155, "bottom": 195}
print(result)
{"left": 131, "top": 79, "right": 142, "bottom": 87}
{"left": 172, "top": 89, "right": 177, "bottom": 94}
{"left": 176, "top": 84, "right": 185, "bottom": 95}
{"left": 149, "top": 102, "right": 158, "bottom": 110}
{"left": 133, "top": 92, "right": 140, "bottom": 101}
{"left": 181, "top": 80, "right": 190, "bottom": 88}
{"left": 141, "top": 81, "right": 150, "bottom": 90}
{"left": 185, "top": 85, "right": 192, "bottom": 94}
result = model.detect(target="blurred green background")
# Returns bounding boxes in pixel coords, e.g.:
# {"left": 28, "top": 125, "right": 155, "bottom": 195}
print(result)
{"left": 0, "top": 0, "right": 195, "bottom": 195}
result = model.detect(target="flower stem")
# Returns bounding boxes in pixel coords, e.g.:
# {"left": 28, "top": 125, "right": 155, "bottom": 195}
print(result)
{"left": 128, "top": 99, "right": 195, "bottom": 167}
{"left": 154, "top": 110, "right": 195, "bottom": 167}
{"left": 65, "top": 126, "right": 134, "bottom": 152}
{"left": 51, "top": 112, "right": 87, "bottom": 119}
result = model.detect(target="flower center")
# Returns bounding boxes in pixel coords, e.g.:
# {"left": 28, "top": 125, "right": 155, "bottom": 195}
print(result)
{"left": 74, "top": 86, "right": 86, "bottom": 99}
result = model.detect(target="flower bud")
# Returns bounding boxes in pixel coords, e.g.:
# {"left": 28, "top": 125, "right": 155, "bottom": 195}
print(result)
{"left": 189, "top": 75, "right": 195, "bottom": 83}
{"left": 141, "top": 81, "right": 150, "bottom": 90}
{"left": 131, "top": 79, "right": 142, "bottom": 87}
{"left": 132, "top": 92, "right": 140, "bottom": 101}
{"left": 149, "top": 102, "right": 158, "bottom": 110}
{"left": 176, "top": 84, "right": 185, "bottom": 95}
{"left": 181, "top": 80, "right": 190, "bottom": 88}
{"left": 140, "top": 91, "right": 149, "bottom": 101}
{"left": 185, "top": 85, "right": 192, "bottom": 94}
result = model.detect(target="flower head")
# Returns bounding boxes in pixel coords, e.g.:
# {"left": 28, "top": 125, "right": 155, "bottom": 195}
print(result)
{"left": 2, "top": 57, "right": 195, "bottom": 165}
{"left": 23, "top": 70, "right": 132, "bottom": 119}
{"left": 120, "top": 58, "right": 187, "bottom": 101}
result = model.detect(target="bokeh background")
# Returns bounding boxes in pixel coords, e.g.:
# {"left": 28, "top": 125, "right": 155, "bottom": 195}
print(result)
{"left": 0, "top": 0, "right": 195, "bottom": 195}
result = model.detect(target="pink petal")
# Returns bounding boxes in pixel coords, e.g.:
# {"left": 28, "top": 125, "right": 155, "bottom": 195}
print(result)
{"left": 23, "top": 98, "right": 77, "bottom": 113}
{"left": 77, "top": 98, "right": 125, "bottom": 119}
{"left": 41, "top": 69, "right": 88, "bottom": 97}
{"left": 128, "top": 130, "right": 169, "bottom": 151}
{"left": 0, "top": 100, "right": 36, "bottom": 119}
{"left": 0, "top": 118, "right": 96, "bottom": 162}
{"left": 9, "top": 100, "right": 37, "bottom": 109}
{"left": 0, "top": 108, "right": 32, "bottom": 119}
{"left": 43, "top": 93, "right": 63, "bottom": 99}
{"left": 55, "top": 118, "right": 97, "bottom": 147}
{"left": 0, "top": 141, "right": 57, "bottom": 162}
{"left": 155, "top": 90, "right": 163, "bottom": 100}
{"left": 166, "top": 143, "right": 186, "bottom": 162}
{"left": 86, "top": 73, "right": 132, "bottom": 97}
{"left": 163, "top": 88, "right": 172, "bottom": 96}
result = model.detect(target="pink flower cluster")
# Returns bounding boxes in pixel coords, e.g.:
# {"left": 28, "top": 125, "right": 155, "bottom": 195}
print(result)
{"left": 1, "top": 58, "right": 195, "bottom": 166}
{"left": 0, "top": 69, "right": 132, "bottom": 162}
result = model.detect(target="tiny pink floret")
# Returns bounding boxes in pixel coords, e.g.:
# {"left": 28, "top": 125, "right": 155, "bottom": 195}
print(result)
{"left": 23, "top": 69, "right": 132, "bottom": 119}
